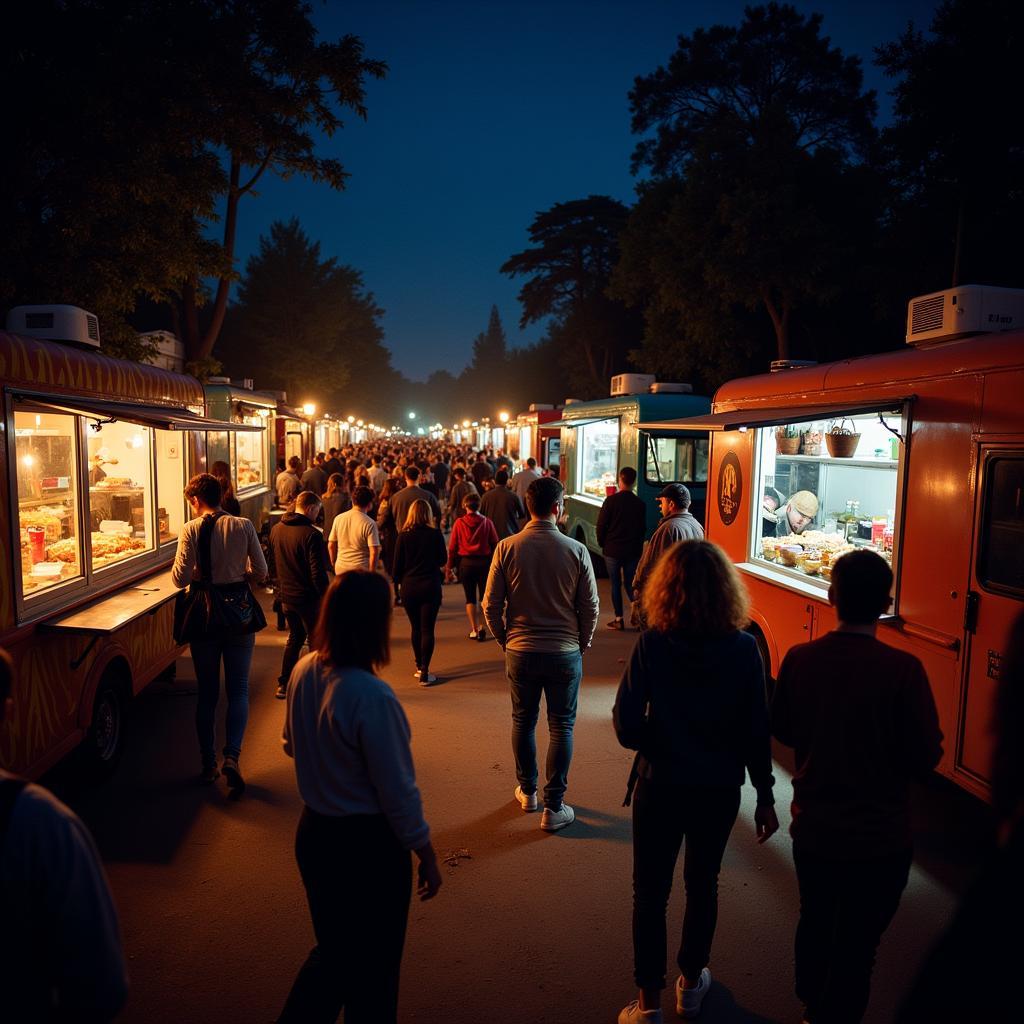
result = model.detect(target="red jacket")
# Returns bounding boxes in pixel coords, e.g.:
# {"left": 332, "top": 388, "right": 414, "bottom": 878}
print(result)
{"left": 448, "top": 511, "right": 499, "bottom": 567}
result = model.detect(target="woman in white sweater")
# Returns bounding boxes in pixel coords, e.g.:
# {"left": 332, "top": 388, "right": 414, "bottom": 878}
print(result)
{"left": 278, "top": 570, "right": 442, "bottom": 1024}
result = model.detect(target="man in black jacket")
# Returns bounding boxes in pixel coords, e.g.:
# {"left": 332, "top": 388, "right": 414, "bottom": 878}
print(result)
{"left": 270, "top": 490, "right": 329, "bottom": 699}
{"left": 596, "top": 467, "right": 646, "bottom": 630}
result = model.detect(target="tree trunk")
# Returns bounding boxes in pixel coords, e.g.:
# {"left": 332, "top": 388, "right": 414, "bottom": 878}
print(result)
{"left": 762, "top": 287, "right": 790, "bottom": 362}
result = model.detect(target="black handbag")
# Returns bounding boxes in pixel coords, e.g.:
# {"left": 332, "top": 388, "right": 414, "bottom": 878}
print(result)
{"left": 173, "top": 513, "right": 267, "bottom": 643}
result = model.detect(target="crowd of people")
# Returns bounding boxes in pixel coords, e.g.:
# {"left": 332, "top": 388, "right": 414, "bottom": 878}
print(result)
{"left": 0, "top": 434, "right": 1019, "bottom": 1024}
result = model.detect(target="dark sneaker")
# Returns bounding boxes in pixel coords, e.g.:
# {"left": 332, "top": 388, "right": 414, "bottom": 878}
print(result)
{"left": 676, "top": 968, "right": 711, "bottom": 1018}
{"left": 199, "top": 763, "right": 220, "bottom": 785}
{"left": 476, "top": 628, "right": 487, "bottom": 642}
{"left": 275, "top": 683, "right": 288, "bottom": 700}
{"left": 221, "top": 756, "right": 245, "bottom": 795}
{"left": 607, "top": 617, "right": 625, "bottom": 630}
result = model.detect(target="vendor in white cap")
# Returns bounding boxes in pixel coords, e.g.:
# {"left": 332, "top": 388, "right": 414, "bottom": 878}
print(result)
{"left": 763, "top": 489, "right": 819, "bottom": 537}
{"left": 88, "top": 447, "right": 118, "bottom": 486}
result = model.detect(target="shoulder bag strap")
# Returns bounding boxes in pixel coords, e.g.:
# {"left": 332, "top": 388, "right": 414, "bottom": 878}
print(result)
{"left": 196, "top": 512, "right": 222, "bottom": 583}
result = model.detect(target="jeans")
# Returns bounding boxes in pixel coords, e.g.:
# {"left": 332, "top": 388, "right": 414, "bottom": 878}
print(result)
{"left": 278, "top": 809, "right": 412, "bottom": 1024}
{"left": 631, "top": 778, "right": 741, "bottom": 989}
{"left": 190, "top": 631, "right": 256, "bottom": 765}
{"left": 506, "top": 649, "right": 582, "bottom": 810}
{"left": 793, "top": 846, "right": 912, "bottom": 1024}
{"left": 605, "top": 554, "right": 639, "bottom": 619}
{"left": 401, "top": 578, "right": 442, "bottom": 673}
{"left": 279, "top": 600, "right": 320, "bottom": 685}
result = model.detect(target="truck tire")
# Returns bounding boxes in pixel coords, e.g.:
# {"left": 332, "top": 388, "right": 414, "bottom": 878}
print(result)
{"left": 84, "top": 678, "right": 126, "bottom": 778}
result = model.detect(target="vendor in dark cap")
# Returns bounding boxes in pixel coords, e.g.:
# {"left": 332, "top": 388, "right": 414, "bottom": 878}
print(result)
{"left": 763, "top": 489, "right": 819, "bottom": 538}
{"left": 631, "top": 483, "right": 705, "bottom": 625}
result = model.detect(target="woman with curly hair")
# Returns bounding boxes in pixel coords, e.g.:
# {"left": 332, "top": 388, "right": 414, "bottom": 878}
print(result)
{"left": 613, "top": 539, "right": 778, "bottom": 1024}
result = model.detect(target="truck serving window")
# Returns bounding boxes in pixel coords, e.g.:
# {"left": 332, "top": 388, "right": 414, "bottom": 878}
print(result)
{"left": 977, "top": 454, "right": 1024, "bottom": 597}
{"left": 645, "top": 436, "right": 710, "bottom": 486}
{"left": 14, "top": 407, "right": 83, "bottom": 598}
{"left": 576, "top": 418, "right": 619, "bottom": 499}
{"left": 235, "top": 412, "right": 265, "bottom": 491}
{"left": 753, "top": 410, "right": 903, "bottom": 592}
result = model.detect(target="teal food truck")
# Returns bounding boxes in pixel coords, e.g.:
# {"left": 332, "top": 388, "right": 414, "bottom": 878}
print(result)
{"left": 554, "top": 377, "right": 711, "bottom": 567}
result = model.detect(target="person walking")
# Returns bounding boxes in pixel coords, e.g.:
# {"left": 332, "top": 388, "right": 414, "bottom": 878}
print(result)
{"left": 470, "top": 451, "right": 494, "bottom": 491}
{"left": 276, "top": 455, "right": 303, "bottom": 511}
{"left": 480, "top": 469, "right": 526, "bottom": 540}
{"left": 771, "top": 549, "right": 943, "bottom": 1024}
{"left": 328, "top": 486, "right": 381, "bottom": 576}
{"left": 270, "top": 490, "right": 330, "bottom": 701}
{"left": 171, "top": 473, "right": 268, "bottom": 794}
{"left": 392, "top": 500, "right": 448, "bottom": 685}
{"left": 387, "top": 465, "right": 442, "bottom": 536}
{"left": 0, "top": 648, "right": 128, "bottom": 1023}
{"left": 510, "top": 456, "right": 541, "bottom": 503}
{"left": 300, "top": 453, "right": 328, "bottom": 497}
{"left": 376, "top": 477, "right": 404, "bottom": 594}
{"left": 612, "top": 540, "right": 778, "bottom": 1023}
{"left": 483, "top": 476, "right": 599, "bottom": 831}
{"left": 597, "top": 466, "right": 646, "bottom": 630}
{"left": 278, "top": 571, "right": 442, "bottom": 1024}
{"left": 447, "top": 493, "right": 499, "bottom": 640}
{"left": 632, "top": 484, "right": 703, "bottom": 624}
{"left": 368, "top": 454, "right": 388, "bottom": 494}
{"left": 321, "top": 473, "right": 352, "bottom": 543}
{"left": 446, "top": 467, "right": 477, "bottom": 530}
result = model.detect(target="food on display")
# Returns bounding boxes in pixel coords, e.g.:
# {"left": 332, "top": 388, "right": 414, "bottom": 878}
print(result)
{"left": 93, "top": 477, "right": 135, "bottom": 488}
{"left": 19, "top": 506, "right": 69, "bottom": 541}
{"left": 779, "top": 545, "right": 803, "bottom": 566}
{"left": 45, "top": 532, "right": 146, "bottom": 568}
{"left": 237, "top": 463, "right": 261, "bottom": 486}
{"left": 584, "top": 471, "right": 617, "bottom": 497}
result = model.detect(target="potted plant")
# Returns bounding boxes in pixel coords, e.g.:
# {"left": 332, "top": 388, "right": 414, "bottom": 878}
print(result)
{"left": 775, "top": 424, "right": 801, "bottom": 455}
{"left": 800, "top": 425, "right": 823, "bottom": 455}
{"left": 825, "top": 418, "right": 862, "bottom": 458}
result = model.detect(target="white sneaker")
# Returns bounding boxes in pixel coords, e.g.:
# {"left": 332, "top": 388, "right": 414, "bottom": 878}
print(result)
{"left": 514, "top": 785, "right": 538, "bottom": 812}
{"left": 675, "top": 968, "right": 710, "bottom": 1018}
{"left": 619, "top": 1001, "right": 663, "bottom": 1024}
{"left": 468, "top": 630, "right": 478, "bottom": 639}
{"left": 540, "top": 803, "right": 575, "bottom": 831}
{"left": 418, "top": 671, "right": 437, "bottom": 686}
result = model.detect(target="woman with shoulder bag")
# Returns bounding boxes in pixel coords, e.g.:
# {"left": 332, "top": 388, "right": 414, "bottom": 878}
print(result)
{"left": 172, "top": 473, "right": 268, "bottom": 794}
{"left": 612, "top": 540, "right": 778, "bottom": 1023}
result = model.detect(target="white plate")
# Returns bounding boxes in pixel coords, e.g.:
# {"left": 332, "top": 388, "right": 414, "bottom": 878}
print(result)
{"left": 99, "top": 520, "right": 133, "bottom": 535}
{"left": 31, "top": 562, "right": 63, "bottom": 577}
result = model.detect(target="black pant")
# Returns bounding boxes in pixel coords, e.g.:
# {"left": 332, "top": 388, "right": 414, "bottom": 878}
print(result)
{"left": 279, "top": 600, "right": 320, "bottom": 686}
{"left": 278, "top": 809, "right": 412, "bottom": 1024}
{"left": 458, "top": 554, "right": 491, "bottom": 604}
{"left": 401, "top": 577, "right": 442, "bottom": 672}
{"left": 631, "top": 778, "right": 741, "bottom": 989}
{"left": 793, "top": 846, "right": 911, "bottom": 1024}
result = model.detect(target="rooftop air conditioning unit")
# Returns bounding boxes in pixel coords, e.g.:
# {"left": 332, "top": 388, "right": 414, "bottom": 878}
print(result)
{"left": 906, "top": 285, "right": 1024, "bottom": 344}
{"left": 207, "top": 376, "right": 232, "bottom": 385}
{"left": 528, "top": 403, "right": 554, "bottom": 412}
{"left": 770, "top": 359, "right": 818, "bottom": 373}
{"left": 6, "top": 304, "right": 100, "bottom": 349}
{"left": 610, "top": 373, "right": 655, "bottom": 396}
{"left": 649, "top": 381, "right": 693, "bottom": 394}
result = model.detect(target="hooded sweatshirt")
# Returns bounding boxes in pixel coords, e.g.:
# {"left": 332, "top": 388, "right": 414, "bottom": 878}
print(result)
{"left": 270, "top": 512, "right": 329, "bottom": 605}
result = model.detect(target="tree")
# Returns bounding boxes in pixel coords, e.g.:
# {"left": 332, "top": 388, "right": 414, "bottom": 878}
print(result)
{"left": 876, "top": 0, "right": 1024, "bottom": 291}
{"left": 627, "top": 3, "right": 878, "bottom": 362}
{"left": 216, "top": 220, "right": 396, "bottom": 419}
{"left": 501, "top": 196, "right": 640, "bottom": 395}
{"left": 0, "top": 1, "right": 384, "bottom": 364}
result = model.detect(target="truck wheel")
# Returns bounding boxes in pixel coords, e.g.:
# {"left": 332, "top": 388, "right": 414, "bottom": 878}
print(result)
{"left": 84, "top": 680, "right": 125, "bottom": 777}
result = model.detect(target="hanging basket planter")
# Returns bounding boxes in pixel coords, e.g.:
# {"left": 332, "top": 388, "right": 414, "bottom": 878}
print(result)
{"left": 826, "top": 419, "right": 861, "bottom": 458}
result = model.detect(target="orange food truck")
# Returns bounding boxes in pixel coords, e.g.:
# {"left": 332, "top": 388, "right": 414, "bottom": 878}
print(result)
{"left": 638, "top": 287, "right": 1024, "bottom": 799}
{"left": 514, "top": 405, "right": 562, "bottom": 474}
{"left": 0, "top": 311, "right": 261, "bottom": 778}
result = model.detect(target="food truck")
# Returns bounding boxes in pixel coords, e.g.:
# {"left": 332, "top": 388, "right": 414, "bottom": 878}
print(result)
{"left": 202, "top": 379, "right": 276, "bottom": 529}
{"left": 315, "top": 415, "right": 343, "bottom": 456}
{"left": 637, "top": 288, "right": 1024, "bottom": 799}
{"left": 272, "top": 397, "right": 314, "bottom": 471}
{"left": 0, "top": 312, "right": 260, "bottom": 778}
{"left": 553, "top": 378, "right": 711, "bottom": 564}
{"left": 514, "top": 405, "right": 562, "bottom": 473}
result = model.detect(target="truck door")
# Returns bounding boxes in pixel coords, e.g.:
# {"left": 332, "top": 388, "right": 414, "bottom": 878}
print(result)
{"left": 959, "top": 446, "right": 1024, "bottom": 786}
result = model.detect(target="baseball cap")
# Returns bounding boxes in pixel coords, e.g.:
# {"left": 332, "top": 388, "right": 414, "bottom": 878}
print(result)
{"left": 657, "top": 483, "right": 691, "bottom": 506}
{"left": 789, "top": 490, "right": 819, "bottom": 517}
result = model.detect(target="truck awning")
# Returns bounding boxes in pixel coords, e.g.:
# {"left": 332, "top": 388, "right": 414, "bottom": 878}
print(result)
{"left": 15, "top": 395, "right": 263, "bottom": 431}
{"left": 543, "top": 416, "right": 613, "bottom": 429}
{"left": 636, "top": 397, "right": 913, "bottom": 433}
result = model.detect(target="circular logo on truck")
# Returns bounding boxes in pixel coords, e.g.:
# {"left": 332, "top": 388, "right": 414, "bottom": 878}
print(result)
{"left": 717, "top": 451, "right": 742, "bottom": 526}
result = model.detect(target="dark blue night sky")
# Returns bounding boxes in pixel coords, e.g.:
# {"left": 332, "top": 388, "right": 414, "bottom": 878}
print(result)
{"left": 231, "top": 0, "right": 940, "bottom": 381}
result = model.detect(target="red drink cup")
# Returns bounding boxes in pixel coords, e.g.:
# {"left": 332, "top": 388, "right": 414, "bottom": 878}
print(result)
{"left": 605, "top": 484, "right": 616, "bottom": 497}
{"left": 27, "top": 526, "right": 45, "bottom": 563}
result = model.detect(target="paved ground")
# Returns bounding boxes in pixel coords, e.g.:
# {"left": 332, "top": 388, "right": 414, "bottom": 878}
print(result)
{"left": 47, "top": 580, "right": 990, "bottom": 1024}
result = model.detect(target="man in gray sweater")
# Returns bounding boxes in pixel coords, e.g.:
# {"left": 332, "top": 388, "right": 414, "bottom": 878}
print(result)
{"left": 483, "top": 477, "right": 599, "bottom": 831}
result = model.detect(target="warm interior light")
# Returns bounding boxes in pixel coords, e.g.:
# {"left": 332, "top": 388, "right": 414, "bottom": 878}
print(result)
{"left": 302, "top": 402, "right": 316, "bottom": 416}
{"left": 21, "top": 454, "right": 35, "bottom": 468}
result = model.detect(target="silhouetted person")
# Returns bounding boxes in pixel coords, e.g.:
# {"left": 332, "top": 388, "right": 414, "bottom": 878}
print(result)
{"left": 772, "top": 549, "right": 942, "bottom": 1024}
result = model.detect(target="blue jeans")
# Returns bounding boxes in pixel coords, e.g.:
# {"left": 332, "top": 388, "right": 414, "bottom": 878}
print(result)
{"left": 506, "top": 649, "right": 583, "bottom": 810}
{"left": 191, "top": 631, "right": 256, "bottom": 765}
{"left": 605, "top": 554, "right": 639, "bottom": 619}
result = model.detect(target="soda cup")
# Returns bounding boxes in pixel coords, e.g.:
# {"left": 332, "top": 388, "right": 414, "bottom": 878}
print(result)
{"left": 27, "top": 526, "right": 45, "bottom": 563}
